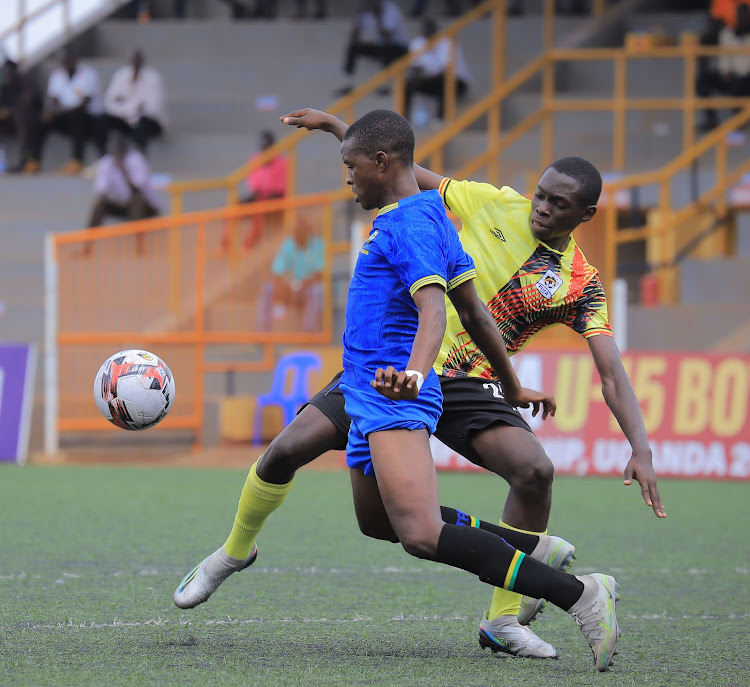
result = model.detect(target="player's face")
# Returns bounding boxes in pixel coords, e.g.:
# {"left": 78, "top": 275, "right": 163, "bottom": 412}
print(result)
{"left": 530, "top": 168, "right": 595, "bottom": 248}
{"left": 340, "top": 138, "right": 383, "bottom": 211}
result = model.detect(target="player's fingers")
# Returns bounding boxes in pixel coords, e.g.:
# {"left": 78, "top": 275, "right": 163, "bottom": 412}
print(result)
{"left": 648, "top": 481, "right": 667, "bottom": 518}
{"left": 547, "top": 397, "right": 557, "bottom": 416}
{"left": 541, "top": 402, "right": 550, "bottom": 420}
{"left": 383, "top": 366, "right": 398, "bottom": 387}
{"left": 530, "top": 401, "right": 539, "bottom": 417}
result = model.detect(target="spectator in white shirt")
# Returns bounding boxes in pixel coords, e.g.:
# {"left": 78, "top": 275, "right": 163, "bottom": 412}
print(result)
{"left": 23, "top": 51, "right": 105, "bottom": 175}
{"left": 696, "top": 3, "right": 750, "bottom": 130}
{"left": 336, "top": 0, "right": 410, "bottom": 96}
{"left": 84, "top": 132, "right": 159, "bottom": 254}
{"left": 404, "top": 19, "right": 472, "bottom": 121}
{"left": 102, "top": 50, "right": 167, "bottom": 154}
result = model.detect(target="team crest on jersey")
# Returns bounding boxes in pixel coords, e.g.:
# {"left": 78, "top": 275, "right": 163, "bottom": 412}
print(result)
{"left": 535, "top": 269, "right": 564, "bottom": 299}
{"left": 490, "top": 227, "right": 506, "bottom": 242}
{"left": 361, "top": 229, "right": 379, "bottom": 255}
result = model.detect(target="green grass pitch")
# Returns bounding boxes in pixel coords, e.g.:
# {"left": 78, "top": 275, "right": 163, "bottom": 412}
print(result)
{"left": 1, "top": 465, "right": 747, "bottom": 686}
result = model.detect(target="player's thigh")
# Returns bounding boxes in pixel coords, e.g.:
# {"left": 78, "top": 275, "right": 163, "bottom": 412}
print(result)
{"left": 436, "top": 376, "right": 551, "bottom": 480}
{"left": 367, "top": 428, "right": 443, "bottom": 551}
{"left": 349, "top": 468, "right": 398, "bottom": 542}
{"left": 470, "top": 423, "right": 553, "bottom": 488}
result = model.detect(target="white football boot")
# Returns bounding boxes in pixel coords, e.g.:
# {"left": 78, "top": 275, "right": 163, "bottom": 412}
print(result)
{"left": 173, "top": 544, "right": 257, "bottom": 609}
{"left": 478, "top": 614, "right": 558, "bottom": 658}
{"left": 567, "top": 573, "right": 620, "bottom": 672}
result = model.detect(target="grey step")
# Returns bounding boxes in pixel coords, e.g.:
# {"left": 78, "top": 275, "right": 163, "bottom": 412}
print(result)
{"left": 628, "top": 303, "right": 750, "bottom": 351}
{"left": 680, "top": 257, "right": 750, "bottom": 306}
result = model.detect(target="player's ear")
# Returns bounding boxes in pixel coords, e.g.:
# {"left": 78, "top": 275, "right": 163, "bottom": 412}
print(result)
{"left": 374, "top": 150, "right": 388, "bottom": 171}
{"left": 580, "top": 205, "right": 597, "bottom": 223}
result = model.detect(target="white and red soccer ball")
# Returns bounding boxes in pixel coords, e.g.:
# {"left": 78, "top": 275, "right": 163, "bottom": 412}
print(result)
{"left": 93, "top": 350, "right": 175, "bottom": 430}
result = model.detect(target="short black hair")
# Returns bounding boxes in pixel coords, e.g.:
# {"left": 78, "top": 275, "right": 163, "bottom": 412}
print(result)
{"left": 343, "top": 109, "right": 415, "bottom": 167}
{"left": 547, "top": 157, "right": 602, "bottom": 207}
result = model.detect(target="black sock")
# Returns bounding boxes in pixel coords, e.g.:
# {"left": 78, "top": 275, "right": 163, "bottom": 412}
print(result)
{"left": 435, "top": 524, "right": 584, "bottom": 611}
{"left": 440, "top": 506, "right": 540, "bottom": 554}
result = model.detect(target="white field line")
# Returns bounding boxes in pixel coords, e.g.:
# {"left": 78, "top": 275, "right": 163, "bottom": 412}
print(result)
{"left": 0, "top": 566, "right": 748, "bottom": 581}
{"left": 6, "top": 612, "right": 750, "bottom": 632}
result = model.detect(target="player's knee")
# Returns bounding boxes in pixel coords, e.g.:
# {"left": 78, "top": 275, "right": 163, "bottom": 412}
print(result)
{"left": 263, "top": 432, "right": 308, "bottom": 472}
{"left": 398, "top": 530, "right": 438, "bottom": 560}
{"left": 515, "top": 452, "right": 554, "bottom": 494}
{"left": 357, "top": 517, "right": 399, "bottom": 543}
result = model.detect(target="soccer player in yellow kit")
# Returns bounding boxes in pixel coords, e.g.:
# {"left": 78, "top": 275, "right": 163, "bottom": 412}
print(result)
{"left": 175, "top": 108, "right": 664, "bottom": 663}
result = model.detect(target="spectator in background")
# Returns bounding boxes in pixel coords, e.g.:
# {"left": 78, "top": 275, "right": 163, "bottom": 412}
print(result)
{"left": 84, "top": 132, "right": 159, "bottom": 255}
{"left": 335, "top": 0, "right": 410, "bottom": 96}
{"left": 101, "top": 50, "right": 167, "bottom": 154}
{"left": 243, "top": 129, "right": 288, "bottom": 203}
{"left": 0, "top": 60, "right": 42, "bottom": 170}
{"left": 256, "top": 216, "right": 324, "bottom": 332}
{"left": 227, "top": 130, "right": 287, "bottom": 251}
{"left": 697, "top": 2, "right": 750, "bottom": 130}
{"left": 22, "top": 51, "right": 104, "bottom": 175}
{"left": 404, "top": 18, "right": 472, "bottom": 122}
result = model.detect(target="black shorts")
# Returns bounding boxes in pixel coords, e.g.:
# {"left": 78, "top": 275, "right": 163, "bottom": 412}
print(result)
{"left": 303, "top": 372, "right": 532, "bottom": 467}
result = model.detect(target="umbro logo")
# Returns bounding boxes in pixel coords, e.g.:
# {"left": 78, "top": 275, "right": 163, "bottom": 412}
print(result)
{"left": 490, "top": 227, "right": 506, "bottom": 242}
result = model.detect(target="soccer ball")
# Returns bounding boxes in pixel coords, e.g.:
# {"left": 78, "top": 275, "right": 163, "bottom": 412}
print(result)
{"left": 93, "top": 350, "right": 176, "bottom": 431}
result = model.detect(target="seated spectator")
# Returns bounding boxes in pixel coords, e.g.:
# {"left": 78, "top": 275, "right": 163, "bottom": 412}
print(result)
{"left": 222, "top": 130, "right": 288, "bottom": 252}
{"left": 0, "top": 60, "right": 42, "bottom": 169}
{"left": 404, "top": 18, "right": 472, "bottom": 122}
{"left": 697, "top": 3, "right": 750, "bottom": 130}
{"left": 335, "top": 0, "right": 410, "bottom": 96}
{"left": 101, "top": 50, "right": 167, "bottom": 154}
{"left": 256, "top": 217, "right": 324, "bottom": 332}
{"left": 243, "top": 130, "right": 288, "bottom": 203}
{"left": 22, "top": 51, "right": 104, "bottom": 175}
{"left": 84, "top": 132, "right": 159, "bottom": 255}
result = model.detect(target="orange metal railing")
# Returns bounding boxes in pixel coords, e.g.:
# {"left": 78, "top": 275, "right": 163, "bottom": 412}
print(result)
{"left": 49, "top": 194, "right": 357, "bottom": 442}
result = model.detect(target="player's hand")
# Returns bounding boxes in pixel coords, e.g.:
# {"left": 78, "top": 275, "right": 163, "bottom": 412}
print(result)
{"left": 503, "top": 387, "right": 556, "bottom": 420}
{"left": 280, "top": 108, "right": 334, "bottom": 132}
{"left": 623, "top": 450, "right": 666, "bottom": 518}
{"left": 370, "top": 366, "right": 420, "bottom": 401}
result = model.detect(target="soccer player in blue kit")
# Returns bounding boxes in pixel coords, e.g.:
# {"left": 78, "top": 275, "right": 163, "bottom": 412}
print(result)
{"left": 328, "top": 109, "right": 619, "bottom": 671}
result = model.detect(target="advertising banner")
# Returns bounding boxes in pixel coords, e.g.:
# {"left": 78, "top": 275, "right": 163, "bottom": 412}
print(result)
{"left": 432, "top": 350, "right": 750, "bottom": 481}
{"left": 0, "top": 344, "right": 37, "bottom": 464}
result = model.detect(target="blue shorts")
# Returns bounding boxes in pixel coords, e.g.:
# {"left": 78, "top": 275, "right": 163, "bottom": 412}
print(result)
{"left": 341, "top": 373, "right": 442, "bottom": 477}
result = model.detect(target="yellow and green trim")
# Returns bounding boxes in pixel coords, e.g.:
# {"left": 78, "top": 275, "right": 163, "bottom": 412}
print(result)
{"left": 503, "top": 550, "right": 526, "bottom": 591}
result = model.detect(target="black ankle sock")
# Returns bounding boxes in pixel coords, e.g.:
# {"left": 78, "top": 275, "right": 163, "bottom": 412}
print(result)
{"left": 435, "top": 524, "right": 584, "bottom": 611}
{"left": 440, "top": 506, "right": 540, "bottom": 554}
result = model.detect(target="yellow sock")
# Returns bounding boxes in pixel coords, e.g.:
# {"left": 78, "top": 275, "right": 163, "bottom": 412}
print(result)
{"left": 486, "top": 520, "right": 547, "bottom": 620}
{"left": 223, "top": 459, "right": 293, "bottom": 559}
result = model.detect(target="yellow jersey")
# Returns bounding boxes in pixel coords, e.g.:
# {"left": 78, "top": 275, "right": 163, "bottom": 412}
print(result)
{"left": 435, "top": 178, "right": 613, "bottom": 379}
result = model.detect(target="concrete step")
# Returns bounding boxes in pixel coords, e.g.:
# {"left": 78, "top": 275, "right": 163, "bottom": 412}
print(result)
{"left": 680, "top": 257, "right": 750, "bottom": 306}
{"left": 628, "top": 303, "right": 750, "bottom": 351}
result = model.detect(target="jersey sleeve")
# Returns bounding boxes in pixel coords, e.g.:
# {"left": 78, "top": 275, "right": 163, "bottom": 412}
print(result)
{"left": 446, "top": 235, "right": 476, "bottom": 291}
{"left": 568, "top": 275, "right": 614, "bottom": 339}
{"left": 438, "top": 178, "right": 500, "bottom": 221}
{"left": 388, "top": 214, "right": 451, "bottom": 296}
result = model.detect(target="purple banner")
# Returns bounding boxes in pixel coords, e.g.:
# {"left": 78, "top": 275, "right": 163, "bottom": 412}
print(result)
{"left": 0, "top": 344, "right": 36, "bottom": 464}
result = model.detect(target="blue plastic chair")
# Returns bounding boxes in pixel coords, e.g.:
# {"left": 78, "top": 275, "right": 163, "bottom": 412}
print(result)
{"left": 252, "top": 351, "right": 322, "bottom": 444}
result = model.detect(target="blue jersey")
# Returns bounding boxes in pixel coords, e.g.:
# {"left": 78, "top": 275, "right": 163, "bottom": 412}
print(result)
{"left": 342, "top": 189, "right": 476, "bottom": 383}
{"left": 341, "top": 189, "right": 476, "bottom": 475}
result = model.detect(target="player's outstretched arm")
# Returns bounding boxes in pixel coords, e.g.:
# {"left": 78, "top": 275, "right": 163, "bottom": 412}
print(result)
{"left": 280, "top": 109, "right": 348, "bottom": 141}
{"left": 588, "top": 334, "right": 666, "bottom": 519}
{"left": 280, "top": 108, "right": 445, "bottom": 191}
{"left": 447, "top": 280, "right": 556, "bottom": 419}
{"left": 371, "top": 284, "right": 446, "bottom": 401}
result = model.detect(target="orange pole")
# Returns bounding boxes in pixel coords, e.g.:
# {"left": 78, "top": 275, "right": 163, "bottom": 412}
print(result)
{"left": 683, "top": 44, "right": 697, "bottom": 154}
{"left": 194, "top": 221, "right": 206, "bottom": 448}
{"left": 613, "top": 54, "right": 626, "bottom": 171}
